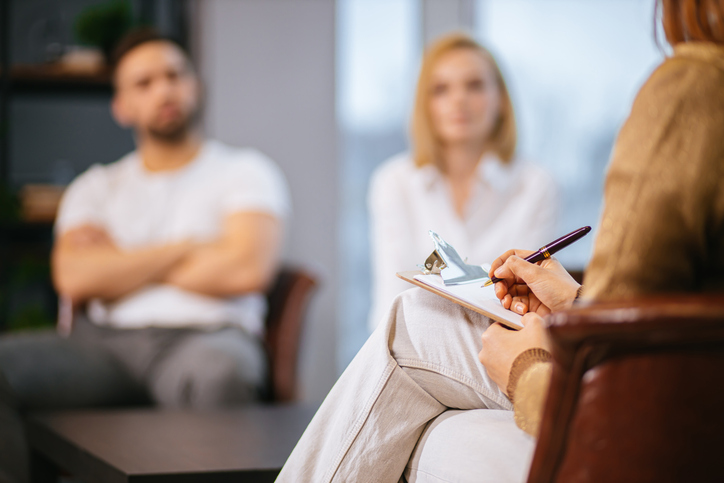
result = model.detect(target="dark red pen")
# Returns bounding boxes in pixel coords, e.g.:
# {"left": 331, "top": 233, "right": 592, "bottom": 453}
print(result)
{"left": 482, "top": 226, "right": 592, "bottom": 287}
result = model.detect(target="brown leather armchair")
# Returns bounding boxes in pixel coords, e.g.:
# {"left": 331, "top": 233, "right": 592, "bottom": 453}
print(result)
{"left": 263, "top": 265, "right": 318, "bottom": 402}
{"left": 528, "top": 296, "right": 724, "bottom": 483}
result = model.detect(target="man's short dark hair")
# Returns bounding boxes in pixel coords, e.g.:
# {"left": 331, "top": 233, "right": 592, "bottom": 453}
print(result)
{"left": 110, "top": 28, "right": 192, "bottom": 82}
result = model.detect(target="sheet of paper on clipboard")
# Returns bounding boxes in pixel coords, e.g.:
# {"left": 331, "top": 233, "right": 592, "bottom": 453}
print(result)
{"left": 396, "top": 271, "right": 524, "bottom": 330}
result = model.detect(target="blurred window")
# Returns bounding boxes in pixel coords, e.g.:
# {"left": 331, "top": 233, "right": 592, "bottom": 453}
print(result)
{"left": 476, "top": 0, "right": 663, "bottom": 267}
{"left": 337, "top": 0, "right": 419, "bottom": 369}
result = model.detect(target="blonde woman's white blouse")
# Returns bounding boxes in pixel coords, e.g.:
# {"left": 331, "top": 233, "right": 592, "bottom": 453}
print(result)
{"left": 368, "top": 152, "right": 559, "bottom": 331}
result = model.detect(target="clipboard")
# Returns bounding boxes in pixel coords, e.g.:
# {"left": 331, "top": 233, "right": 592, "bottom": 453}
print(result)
{"left": 397, "top": 271, "right": 524, "bottom": 330}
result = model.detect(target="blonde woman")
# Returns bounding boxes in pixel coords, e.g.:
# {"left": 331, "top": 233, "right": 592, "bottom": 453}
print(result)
{"left": 368, "top": 33, "right": 557, "bottom": 330}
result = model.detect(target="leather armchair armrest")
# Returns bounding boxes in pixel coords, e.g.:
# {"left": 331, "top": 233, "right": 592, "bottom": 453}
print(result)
{"left": 528, "top": 295, "right": 724, "bottom": 483}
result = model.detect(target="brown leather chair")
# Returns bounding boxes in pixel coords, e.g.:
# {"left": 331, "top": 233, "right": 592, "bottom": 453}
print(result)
{"left": 262, "top": 265, "right": 318, "bottom": 402}
{"left": 528, "top": 296, "right": 724, "bottom": 483}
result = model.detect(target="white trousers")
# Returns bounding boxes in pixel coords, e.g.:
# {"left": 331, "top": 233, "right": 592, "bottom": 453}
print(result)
{"left": 277, "top": 288, "right": 535, "bottom": 483}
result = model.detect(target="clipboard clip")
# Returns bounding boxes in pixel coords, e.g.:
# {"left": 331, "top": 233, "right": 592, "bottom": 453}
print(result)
{"left": 417, "top": 231, "right": 489, "bottom": 285}
{"left": 421, "top": 249, "right": 446, "bottom": 274}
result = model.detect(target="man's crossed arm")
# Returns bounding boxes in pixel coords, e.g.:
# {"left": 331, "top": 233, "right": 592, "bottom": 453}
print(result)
{"left": 52, "top": 211, "right": 282, "bottom": 304}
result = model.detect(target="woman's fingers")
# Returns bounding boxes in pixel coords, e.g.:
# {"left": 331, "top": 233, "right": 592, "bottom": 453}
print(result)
{"left": 489, "top": 249, "right": 536, "bottom": 280}
{"left": 506, "top": 284, "right": 532, "bottom": 314}
{"left": 495, "top": 278, "right": 531, "bottom": 296}
{"left": 494, "top": 281, "right": 508, "bottom": 300}
{"left": 527, "top": 293, "right": 552, "bottom": 316}
{"left": 496, "top": 255, "right": 548, "bottom": 284}
{"left": 489, "top": 249, "right": 517, "bottom": 277}
{"left": 511, "top": 295, "right": 529, "bottom": 314}
{"left": 478, "top": 313, "right": 551, "bottom": 393}
{"left": 519, "top": 312, "right": 544, "bottom": 328}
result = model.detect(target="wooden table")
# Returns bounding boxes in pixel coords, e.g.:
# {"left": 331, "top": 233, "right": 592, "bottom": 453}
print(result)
{"left": 26, "top": 404, "right": 317, "bottom": 483}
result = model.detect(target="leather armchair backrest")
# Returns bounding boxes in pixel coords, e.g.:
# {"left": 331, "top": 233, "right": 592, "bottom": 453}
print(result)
{"left": 263, "top": 266, "right": 318, "bottom": 402}
{"left": 528, "top": 296, "right": 724, "bottom": 483}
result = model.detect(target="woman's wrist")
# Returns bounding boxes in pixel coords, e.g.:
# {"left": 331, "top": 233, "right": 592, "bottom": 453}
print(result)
{"left": 559, "top": 282, "right": 582, "bottom": 311}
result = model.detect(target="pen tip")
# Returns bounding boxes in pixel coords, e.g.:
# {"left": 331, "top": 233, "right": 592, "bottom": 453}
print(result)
{"left": 482, "top": 280, "right": 493, "bottom": 287}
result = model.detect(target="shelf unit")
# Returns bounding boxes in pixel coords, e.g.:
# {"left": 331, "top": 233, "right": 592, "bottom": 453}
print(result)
{"left": 4, "top": 64, "right": 113, "bottom": 94}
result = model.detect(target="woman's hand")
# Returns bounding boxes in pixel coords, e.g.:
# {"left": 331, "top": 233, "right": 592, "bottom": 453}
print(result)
{"left": 478, "top": 313, "right": 550, "bottom": 395}
{"left": 489, "top": 249, "right": 580, "bottom": 315}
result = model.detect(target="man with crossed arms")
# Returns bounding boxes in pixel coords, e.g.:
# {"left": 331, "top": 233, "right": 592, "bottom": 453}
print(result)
{"left": 0, "top": 29, "right": 290, "bottom": 483}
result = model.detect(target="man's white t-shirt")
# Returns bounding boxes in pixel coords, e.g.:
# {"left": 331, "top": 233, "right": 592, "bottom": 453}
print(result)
{"left": 55, "top": 140, "right": 290, "bottom": 337}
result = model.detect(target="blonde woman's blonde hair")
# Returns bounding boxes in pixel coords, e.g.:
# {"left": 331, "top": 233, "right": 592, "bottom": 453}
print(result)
{"left": 411, "top": 32, "right": 517, "bottom": 169}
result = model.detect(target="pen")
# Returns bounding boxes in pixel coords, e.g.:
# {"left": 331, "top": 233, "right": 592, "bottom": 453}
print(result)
{"left": 482, "top": 226, "right": 592, "bottom": 287}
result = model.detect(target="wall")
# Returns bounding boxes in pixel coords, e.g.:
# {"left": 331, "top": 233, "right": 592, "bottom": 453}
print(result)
{"left": 196, "top": 0, "right": 338, "bottom": 401}
{"left": 421, "top": 0, "right": 475, "bottom": 44}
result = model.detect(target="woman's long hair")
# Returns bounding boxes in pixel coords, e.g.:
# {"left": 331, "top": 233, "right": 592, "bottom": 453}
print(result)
{"left": 411, "top": 32, "right": 517, "bottom": 170}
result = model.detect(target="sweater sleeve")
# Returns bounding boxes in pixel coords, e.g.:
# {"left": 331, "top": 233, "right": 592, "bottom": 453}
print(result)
{"left": 507, "top": 348, "right": 553, "bottom": 437}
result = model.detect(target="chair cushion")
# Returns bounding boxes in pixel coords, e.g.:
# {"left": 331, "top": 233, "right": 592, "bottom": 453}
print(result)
{"left": 405, "top": 409, "right": 535, "bottom": 483}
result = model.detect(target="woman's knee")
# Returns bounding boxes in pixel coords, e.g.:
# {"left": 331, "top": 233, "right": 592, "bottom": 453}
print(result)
{"left": 386, "top": 288, "right": 474, "bottom": 347}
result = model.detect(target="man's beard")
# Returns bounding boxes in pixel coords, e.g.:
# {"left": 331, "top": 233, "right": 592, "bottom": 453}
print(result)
{"left": 146, "top": 107, "right": 200, "bottom": 144}
{"left": 148, "top": 122, "right": 189, "bottom": 143}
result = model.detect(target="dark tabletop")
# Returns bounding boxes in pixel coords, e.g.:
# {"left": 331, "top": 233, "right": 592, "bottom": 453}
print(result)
{"left": 26, "top": 403, "right": 318, "bottom": 483}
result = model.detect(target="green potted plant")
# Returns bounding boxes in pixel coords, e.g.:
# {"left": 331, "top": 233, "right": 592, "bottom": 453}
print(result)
{"left": 74, "top": 0, "right": 135, "bottom": 61}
